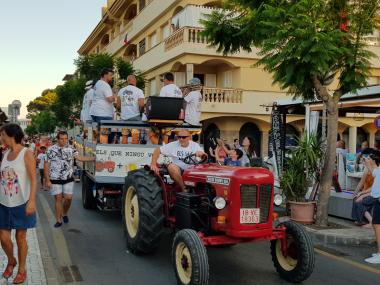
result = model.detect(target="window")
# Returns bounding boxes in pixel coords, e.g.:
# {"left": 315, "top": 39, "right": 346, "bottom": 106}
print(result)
{"left": 174, "top": 72, "right": 186, "bottom": 87}
{"left": 223, "top": 71, "right": 233, "bottom": 88}
{"left": 150, "top": 32, "right": 157, "bottom": 48}
{"left": 205, "top": 74, "right": 216, "bottom": 87}
{"left": 150, "top": 79, "right": 157, "bottom": 96}
{"left": 139, "top": 39, "right": 146, "bottom": 56}
{"left": 162, "top": 24, "right": 170, "bottom": 40}
{"left": 139, "top": 0, "right": 145, "bottom": 12}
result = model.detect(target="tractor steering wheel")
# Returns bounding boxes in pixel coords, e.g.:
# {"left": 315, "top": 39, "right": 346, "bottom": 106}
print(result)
{"left": 182, "top": 153, "right": 208, "bottom": 165}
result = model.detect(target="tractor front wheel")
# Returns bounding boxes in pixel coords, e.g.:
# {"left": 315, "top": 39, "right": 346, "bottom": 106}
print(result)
{"left": 172, "top": 229, "right": 209, "bottom": 285}
{"left": 122, "top": 169, "right": 164, "bottom": 254}
{"left": 270, "top": 221, "right": 315, "bottom": 283}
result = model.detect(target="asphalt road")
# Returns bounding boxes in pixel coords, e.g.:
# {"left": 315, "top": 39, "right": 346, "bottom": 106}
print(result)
{"left": 36, "top": 182, "right": 380, "bottom": 285}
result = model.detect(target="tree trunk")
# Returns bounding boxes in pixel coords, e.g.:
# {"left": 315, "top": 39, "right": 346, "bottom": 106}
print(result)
{"left": 316, "top": 94, "right": 339, "bottom": 226}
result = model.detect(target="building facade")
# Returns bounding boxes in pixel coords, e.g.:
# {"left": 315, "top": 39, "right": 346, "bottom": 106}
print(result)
{"left": 78, "top": 0, "right": 380, "bottom": 155}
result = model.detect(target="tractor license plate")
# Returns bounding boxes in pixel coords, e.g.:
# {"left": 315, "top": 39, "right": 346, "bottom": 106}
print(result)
{"left": 240, "top": 208, "right": 260, "bottom": 224}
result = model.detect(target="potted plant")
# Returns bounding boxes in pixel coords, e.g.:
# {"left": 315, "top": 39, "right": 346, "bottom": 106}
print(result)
{"left": 280, "top": 134, "right": 323, "bottom": 224}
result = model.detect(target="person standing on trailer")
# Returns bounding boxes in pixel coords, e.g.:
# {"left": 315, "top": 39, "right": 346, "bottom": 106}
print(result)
{"left": 183, "top": 77, "right": 202, "bottom": 126}
{"left": 117, "top": 75, "right": 145, "bottom": 121}
{"left": 159, "top": 72, "right": 182, "bottom": 98}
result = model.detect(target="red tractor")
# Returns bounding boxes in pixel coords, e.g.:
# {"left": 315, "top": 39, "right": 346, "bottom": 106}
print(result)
{"left": 122, "top": 155, "right": 314, "bottom": 285}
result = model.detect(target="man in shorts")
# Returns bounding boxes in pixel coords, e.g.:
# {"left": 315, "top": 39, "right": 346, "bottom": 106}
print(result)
{"left": 363, "top": 151, "right": 380, "bottom": 263}
{"left": 44, "top": 131, "right": 95, "bottom": 227}
{"left": 150, "top": 130, "right": 206, "bottom": 192}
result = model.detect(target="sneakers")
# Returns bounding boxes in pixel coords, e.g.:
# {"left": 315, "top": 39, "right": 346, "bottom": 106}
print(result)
{"left": 365, "top": 253, "right": 380, "bottom": 264}
{"left": 54, "top": 222, "right": 62, "bottom": 228}
{"left": 62, "top": 216, "right": 69, "bottom": 224}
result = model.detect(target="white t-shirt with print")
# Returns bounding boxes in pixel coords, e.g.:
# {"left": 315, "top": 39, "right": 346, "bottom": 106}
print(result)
{"left": 184, "top": 90, "right": 202, "bottom": 125}
{"left": 160, "top": 140, "right": 202, "bottom": 170}
{"left": 118, "top": 85, "right": 144, "bottom": 120}
{"left": 371, "top": 167, "right": 380, "bottom": 198}
{"left": 81, "top": 89, "right": 94, "bottom": 122}
{"left": 89, "top": 80, "right": 114, "bottom": 118}
{"left": 159, "top": 84, "right": 182, "bottom": 98}
{"left": 37, "top": 153, "right": 47, "bottom": 170}
{"left": 46, "top": 144, "right": 79, "bottom": 181}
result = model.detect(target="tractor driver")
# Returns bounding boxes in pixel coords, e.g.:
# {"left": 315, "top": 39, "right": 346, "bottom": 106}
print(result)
{"left": 150, "top": 130, "right": 206, "bottom": 192}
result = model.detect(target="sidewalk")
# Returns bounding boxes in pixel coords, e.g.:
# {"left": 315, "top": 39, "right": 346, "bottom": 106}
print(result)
{"left": 304, "top": 216, "right": 376, "bottom": 246}
{"left": 0, "top": 228, "right": 47, "bottom": 285}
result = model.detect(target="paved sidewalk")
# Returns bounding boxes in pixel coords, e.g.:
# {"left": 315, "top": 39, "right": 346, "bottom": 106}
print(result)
{"left": 0, "top": 228, "right": 47, "bottom": 285}
{"left": 304, "top": 216, "right": 376, "bottom": 246}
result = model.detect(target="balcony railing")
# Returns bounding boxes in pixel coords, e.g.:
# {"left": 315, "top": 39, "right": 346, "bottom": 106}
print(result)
{"left": 164, "top": 27, "right": 207, "bottom": 51}
{"left": 202, "top": 87, "right": 243, "bottom": 104}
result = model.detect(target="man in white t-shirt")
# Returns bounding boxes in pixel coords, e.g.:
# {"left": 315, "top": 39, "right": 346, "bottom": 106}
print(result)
{"left": 150, "top": 130, "right": 206, "bottom": 192}
{"left": 117, "top": 75, "right": 145, "bottom": 120}
{"left": 89, "top": 68, "right": 116, "bottom": 123}
{"left": 159, "top": 72, "right": 182, "bottom": 98}
{"left": 184, "top": 77, "right": 202, "bottom": 126}
{"left": 80, "top": 80, "right": 95, "bottom": 123}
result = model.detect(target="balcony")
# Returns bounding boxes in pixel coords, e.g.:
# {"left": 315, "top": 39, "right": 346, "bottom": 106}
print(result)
{"left": 164, "top": 27, "right": 206, "bottom": 51}
{"left": 202, "top": 87, "right": 243, "bottom": 104}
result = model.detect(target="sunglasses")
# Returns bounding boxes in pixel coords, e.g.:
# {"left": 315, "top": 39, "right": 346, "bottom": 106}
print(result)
{"left": 177, "top": 136, "right": 189, "bottom": 139}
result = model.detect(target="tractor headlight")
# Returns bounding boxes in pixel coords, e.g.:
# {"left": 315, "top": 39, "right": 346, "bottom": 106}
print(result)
{"left": 214, "top": 197, "right": 226, "bottom": 210}
{"left": 274, "top": 194, "right": 283, "bottom": 206}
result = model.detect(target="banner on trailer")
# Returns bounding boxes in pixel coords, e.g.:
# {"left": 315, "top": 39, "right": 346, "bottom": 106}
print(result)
{"left": 95, "top": 145, "right": 158, "bottom": 177}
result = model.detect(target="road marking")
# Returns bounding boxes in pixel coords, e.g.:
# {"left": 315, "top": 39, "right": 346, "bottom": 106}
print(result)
{"left": 316, "top": 248, "right": 380, "bottom": 276}
{"left": 38, "top": 193, "right": 82, "bottom": 283}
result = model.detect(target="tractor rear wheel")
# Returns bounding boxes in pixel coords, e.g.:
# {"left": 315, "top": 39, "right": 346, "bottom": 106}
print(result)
{"left": 81, "top": 173, "right": 96, "bottom": 210}
{"left": 172, "top": 229, "right": 209, "bottom": 285}
{"left": 122, "top": 169, "right": 164, "bottom": 254}
{"left": 270, "top": 221, "right": 315, "bottom": 283}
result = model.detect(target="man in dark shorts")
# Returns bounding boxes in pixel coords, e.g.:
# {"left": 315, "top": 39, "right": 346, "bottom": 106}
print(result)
{"left": 363, "top": 152, "right": 380, "bottom": 264}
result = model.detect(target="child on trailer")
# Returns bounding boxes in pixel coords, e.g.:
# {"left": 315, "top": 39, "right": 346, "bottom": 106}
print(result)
{"left": 363, "top": 151, "right": 380, "bottom": 264}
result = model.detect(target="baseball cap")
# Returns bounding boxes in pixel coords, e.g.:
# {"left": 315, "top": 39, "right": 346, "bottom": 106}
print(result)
{"left": 85, "top": 80, "right": 93, "bottom": 90}
{"left": 189, "top": 77, "right": 201, "bottom": 86}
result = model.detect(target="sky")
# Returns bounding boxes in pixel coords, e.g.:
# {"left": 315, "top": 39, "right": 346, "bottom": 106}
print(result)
{"left": 0, "top": 0, "right": 106, "bottom": 118}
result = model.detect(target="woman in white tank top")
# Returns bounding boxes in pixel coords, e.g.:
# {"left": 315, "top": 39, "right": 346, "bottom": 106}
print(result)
{"left": 0, "top": 124, "right": 37, "bottom": 284}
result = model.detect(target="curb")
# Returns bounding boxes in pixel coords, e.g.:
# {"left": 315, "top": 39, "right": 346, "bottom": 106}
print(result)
{"left": 304, "top": 226, "right": 376, "bottom": 247}
{"left": 36, "top": 211, "right": 61, "bottom": 285}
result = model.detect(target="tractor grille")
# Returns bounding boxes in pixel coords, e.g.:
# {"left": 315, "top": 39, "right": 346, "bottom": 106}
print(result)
{"left": 259, "top": 184, "right": 272, "bottom": 223}
{"left": 240, "top": 185, "right": 257, "bottom": 208}
{"left": 240, "top": 184, "right": 272, "bottom": 223}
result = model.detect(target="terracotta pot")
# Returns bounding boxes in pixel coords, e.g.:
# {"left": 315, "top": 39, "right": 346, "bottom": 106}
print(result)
{"left": 288, "top": 201, "right": 316, "bottom": 225}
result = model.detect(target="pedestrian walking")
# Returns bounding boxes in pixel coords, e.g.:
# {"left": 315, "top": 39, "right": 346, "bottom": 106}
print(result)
{"left": 36, "top": 146, "right": 47, "bottom": 190}
{"left": 363, "top": 151, "right": 380, "bottom": 264}
{"left": 44, "top": 131, "right": 95, "bottom": 228}
{"left": 0, "top": 123, "right": 37, "bottom": 284}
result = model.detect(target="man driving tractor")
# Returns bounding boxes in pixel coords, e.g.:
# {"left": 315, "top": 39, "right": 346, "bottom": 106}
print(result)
{"left": 150, "top": 130, "right": 207, "bottom": 192}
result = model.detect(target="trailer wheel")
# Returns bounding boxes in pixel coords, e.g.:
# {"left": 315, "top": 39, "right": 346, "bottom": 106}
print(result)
{"left": 81, "top": 173, "right": 96, "bottom": 210}
{"left": 271, "top": 221, "right": 315, "bottom": 283}
{"left": 123, "top": 169, "right": 164, "bottom": 254}
{"left": 172, "top": 229, "right": 209, "bottom": 285}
